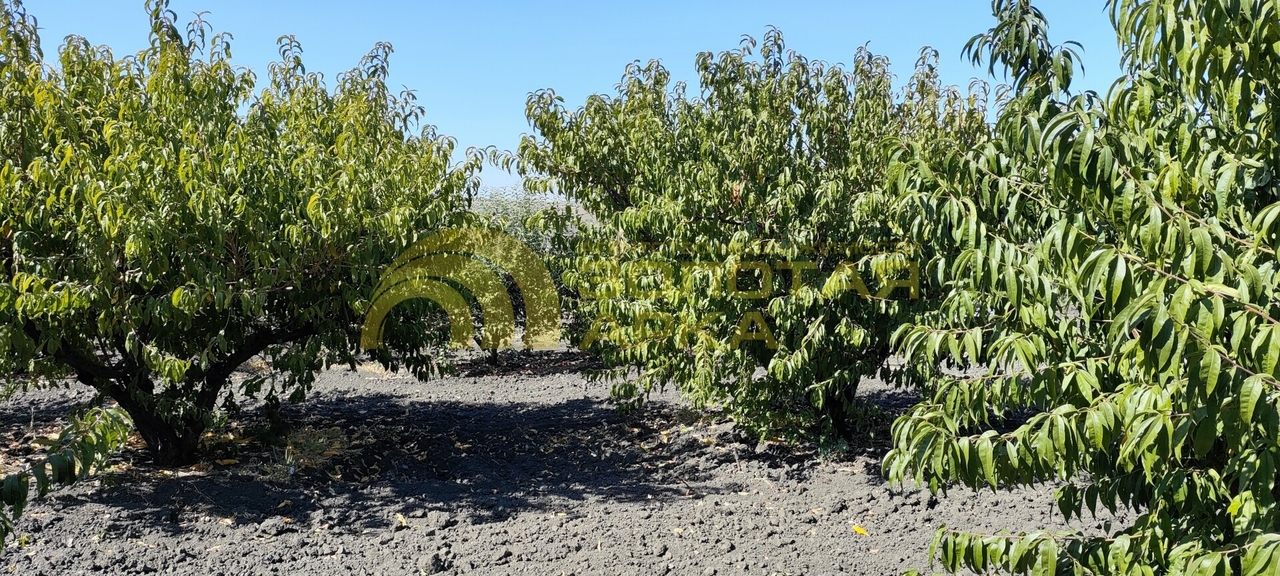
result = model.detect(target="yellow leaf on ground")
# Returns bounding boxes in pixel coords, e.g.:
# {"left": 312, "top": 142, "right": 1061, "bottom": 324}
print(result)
{"left": 851, "top": 524, "right": 868, "bottom": 535}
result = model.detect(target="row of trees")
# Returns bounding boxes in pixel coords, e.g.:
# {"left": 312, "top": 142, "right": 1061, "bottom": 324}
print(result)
{"left": 519, "top": 0, "right": 1280, "bottom": 573}
{"left": 2, "top": 0, "right": 1278, "bottom": 572}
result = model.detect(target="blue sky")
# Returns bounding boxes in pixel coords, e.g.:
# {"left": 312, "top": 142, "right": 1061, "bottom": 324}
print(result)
{"left": 28, "top": 1, "right": 1124, "bottom": 188}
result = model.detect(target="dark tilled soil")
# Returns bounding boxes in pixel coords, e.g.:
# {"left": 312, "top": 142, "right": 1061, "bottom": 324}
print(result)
{"left": 1, "top": 351, "right": 1127, "bottom": 575}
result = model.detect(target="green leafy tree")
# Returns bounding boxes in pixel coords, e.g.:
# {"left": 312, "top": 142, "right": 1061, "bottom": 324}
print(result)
{"left": 0, "top": 0, "right": 479, "bottom": 464}
{"left": 519, "top": 30, "right": 991, "bottom": 441}
{"left": 888, "top": 0, "right": 1280, "bottom": 573}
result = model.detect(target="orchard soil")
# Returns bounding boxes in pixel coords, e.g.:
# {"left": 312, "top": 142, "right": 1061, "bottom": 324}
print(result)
{"left": 1, "top": 350, "right": 1127, "bottom": 575}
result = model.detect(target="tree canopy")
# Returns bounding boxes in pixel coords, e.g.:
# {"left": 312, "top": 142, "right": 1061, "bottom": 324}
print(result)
{"left": 519, "top": 29, "right": 990, "bottom": 443}
{"left": 0, "top": 0, "right": 479, "bottom": 464}
{"left": 888, "top": 0, "right": 1280, "bottom": 573}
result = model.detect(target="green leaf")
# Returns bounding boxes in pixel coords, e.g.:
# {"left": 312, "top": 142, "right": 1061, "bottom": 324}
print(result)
{"left": 1240, "top": 376, "right": 1264, "bottom": 425}
{"left": 1193, "top": 417, "right": 1218, "bottom": 458}
{"left": 0, "top": 475, "right": 29, "bottom": 519}
{"left": 979, "top": 438, "right": 996, "bottom": 488}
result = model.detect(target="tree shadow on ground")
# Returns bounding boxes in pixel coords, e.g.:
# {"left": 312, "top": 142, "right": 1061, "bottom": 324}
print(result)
{"left": 38, "top": 388, "right": 791, "bottom": 538}
{"left": 12, "top": 358, "right": 912, "bottom": 539}
{"left": 0, "top": 383, "right": 98, "bottom": 428}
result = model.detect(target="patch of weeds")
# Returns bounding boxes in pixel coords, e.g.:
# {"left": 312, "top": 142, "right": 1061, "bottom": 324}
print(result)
{"left": 235, "top": 358, "right": 271, "bottom": 375}
{"left": 672, "top": 406, "right": 705, "bottom": 427}
{"left": 199, "top": 423, "right": 257, "bottom": 460}
{"left": 260, "top": 426, "right": 349, "bottom": 482}
{"left": 816, "top": 436, "right": 853, "bottom": 462}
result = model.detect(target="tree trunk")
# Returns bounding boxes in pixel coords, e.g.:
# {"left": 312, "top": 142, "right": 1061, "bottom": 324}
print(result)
{"left": 36, "top": 322, "right": 313, "bottom": 466}
{"left": 823, "top": 383, "right": 860, "bottom": 441}
{"left": 129, "top": 409, "right": 206, "bottom": 466}
{"left": 107, "top": 383, "right": 213, "bottom": 466}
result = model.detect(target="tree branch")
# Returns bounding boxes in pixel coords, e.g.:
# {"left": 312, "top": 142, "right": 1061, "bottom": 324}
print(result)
{"left": 21, "top": 321, "right": 126, "bottom": 386}
{"left": 196, "top": 323, "right": 319, "bottom": 408}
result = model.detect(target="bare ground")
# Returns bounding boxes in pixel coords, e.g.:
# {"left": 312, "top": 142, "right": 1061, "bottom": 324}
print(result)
{"left": 0, "top": 351, "right": 1127, "bottom": 575}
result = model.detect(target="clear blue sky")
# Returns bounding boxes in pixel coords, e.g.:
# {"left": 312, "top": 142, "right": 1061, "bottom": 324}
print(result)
{"left": 27, "top": 1, "right": 1123, "bottom": 188}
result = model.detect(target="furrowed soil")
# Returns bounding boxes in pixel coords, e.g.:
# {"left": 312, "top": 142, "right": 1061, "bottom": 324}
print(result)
{"left": 1, "top": 351, "right": 1127, "bottom": 575}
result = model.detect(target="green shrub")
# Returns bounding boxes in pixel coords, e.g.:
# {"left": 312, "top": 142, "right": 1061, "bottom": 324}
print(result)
{"left": 0, "top": 0, "right": 478, "bottom": 465}
{"left": 889, "top": 0, "right": 1280, "bottom": 573}
{"left": 519, "top": 29, "right": 991, "bottom": 442}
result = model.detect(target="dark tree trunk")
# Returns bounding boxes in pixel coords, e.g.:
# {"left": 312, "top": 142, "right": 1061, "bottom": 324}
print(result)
{"left": 128, "top": 408, "right": 206, "bottom": 466}
{"left": 32, "top": 322, "right": 318, "bottom": 466}
{"left": 823, "top": 383, "right": 860, "bottom": 441}
{"left": 106, "top": 380, "right": 221, "bottom": 466}
{"left": 24, "top": 320, "right": 318, "bottom": 466}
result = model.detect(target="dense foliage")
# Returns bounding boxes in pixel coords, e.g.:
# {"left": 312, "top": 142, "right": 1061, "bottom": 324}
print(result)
{"left": 888, "top": 0, "right": 1280, "bottom": 573}
{"left": 519, "top": 30, "right": 990, "bottom": 442}
{"left": 0, "top": 0, "right": 479, "bottom": 465}
{"left": 5, "top": 0, "right": 1280, "bottom": 571}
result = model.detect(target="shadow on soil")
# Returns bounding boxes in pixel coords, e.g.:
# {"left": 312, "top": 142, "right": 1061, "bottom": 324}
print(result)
{"left": 40, "top": 390, "right": 798, "bottom": 538}
{"left": 13, "top": 350, "right": 923, "bottom": 541}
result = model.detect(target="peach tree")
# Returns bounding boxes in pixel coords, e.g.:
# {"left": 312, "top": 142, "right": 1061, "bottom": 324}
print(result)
{"left": 889, "top": 0, "right": 1280, "bottom": 573}
{"left": 518, "top": 30, "right": 991, "bottom": 442}
{"left": 0, "top": 0, "right": 478, "bottom": 471}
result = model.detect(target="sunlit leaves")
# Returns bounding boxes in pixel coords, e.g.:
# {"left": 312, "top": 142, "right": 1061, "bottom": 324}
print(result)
{"left": 0, "top": 0, "right": 478, "bottom": 463}
{"left": 888, "top": 0, "right": 1280, "bottom": 573}
{"left": 521, "top": 28, "right": 991, "bottom": 442}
